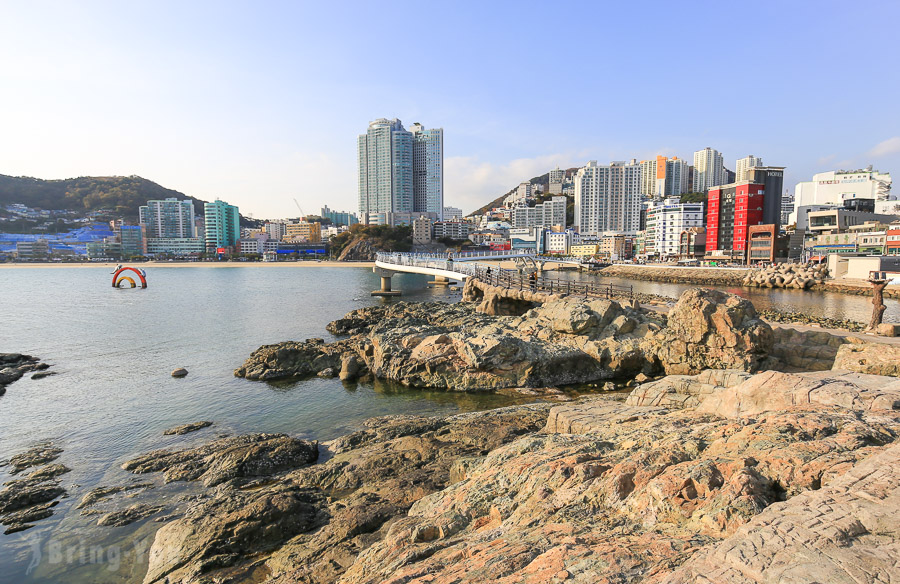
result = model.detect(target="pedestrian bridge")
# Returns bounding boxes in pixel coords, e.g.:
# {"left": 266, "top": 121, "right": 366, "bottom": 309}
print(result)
{"left": 372, "top": 251, "right": 628, "bottom": 299}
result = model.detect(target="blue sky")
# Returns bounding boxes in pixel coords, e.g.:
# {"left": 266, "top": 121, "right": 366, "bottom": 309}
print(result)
{"left": 1, "top": 0, "right": 898, "bottom": 218}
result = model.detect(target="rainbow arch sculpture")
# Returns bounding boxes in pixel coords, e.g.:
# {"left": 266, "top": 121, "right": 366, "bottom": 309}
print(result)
{"left": 112, "top": 267, "right": 147, "bottom": 289}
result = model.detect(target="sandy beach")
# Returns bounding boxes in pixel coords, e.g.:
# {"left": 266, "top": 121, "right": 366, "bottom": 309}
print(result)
{"left": 0, "top": 260, "right": 376, "bottom": 269}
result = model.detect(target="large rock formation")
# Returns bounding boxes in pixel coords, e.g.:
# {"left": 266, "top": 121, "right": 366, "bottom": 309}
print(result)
{"left": 646, "top": 288, "right": 773, "bottom": 375}
{"left": 237, "top": 289, "right": 778, "bottom": 391}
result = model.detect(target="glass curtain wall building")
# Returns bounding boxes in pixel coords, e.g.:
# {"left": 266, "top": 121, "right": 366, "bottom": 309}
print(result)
{"left": 358, "top": 118, "right": 443, "bottom": 221}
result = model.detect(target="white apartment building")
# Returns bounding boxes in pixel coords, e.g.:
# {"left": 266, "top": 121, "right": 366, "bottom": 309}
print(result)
{"left": 792, "top": 168, "right": 893, "bottom": 221}
{"left": 645, "top": 198, "right": 705, "bottom": 257}
{"left": 574, "top": 160, "right": 642, "bottom": 236}
{"left": 442, "top": 206, "right": 463, "bottom": 221}
{"left": 510, "top": 196, "right": 566, "bottom": 229}
{"left": 692, "top": 147, "right": 726, "bottom": 192}
{"left": 544, "top": 230, "right": 574, "bottom": 255}
{"left": 736, "top": 155, "right": 764, "bottom": 181}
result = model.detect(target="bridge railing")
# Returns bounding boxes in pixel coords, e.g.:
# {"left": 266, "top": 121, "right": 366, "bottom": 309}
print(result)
{"left": 376, "top": 252, "right": 631, "bottom": 299}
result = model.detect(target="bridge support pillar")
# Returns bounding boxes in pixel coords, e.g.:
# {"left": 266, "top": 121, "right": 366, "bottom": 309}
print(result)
{"left": 371, "top": 267, "right": 402, "bottom": 297}
{"left": 429, "top": 275, "right": 451, "bottom": 286}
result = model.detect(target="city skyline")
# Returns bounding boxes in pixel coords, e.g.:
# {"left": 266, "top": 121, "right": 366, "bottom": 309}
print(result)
{"left": 1, "top": 1, "right": 898, "bottom": 219}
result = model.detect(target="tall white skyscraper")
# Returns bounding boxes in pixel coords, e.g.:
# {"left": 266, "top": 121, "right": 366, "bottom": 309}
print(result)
{"left": 692, "top": 147, "right": 726, "bottom": 192}
{"left": 574, "top": 160, "right": 642, "bottom": 235}
{"left": 411, "top": 123, "right": 444, "bottom": 219}
{"left": 736, "top": 155, "right": 764, "bottom": 181}
{"left": 357, "top": 118, "right": 443, "bottom": 221}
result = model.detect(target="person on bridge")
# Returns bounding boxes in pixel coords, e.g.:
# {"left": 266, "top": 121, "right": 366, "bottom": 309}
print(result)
{"left": 528, "top": 270, "right": 537, "bottom": 292}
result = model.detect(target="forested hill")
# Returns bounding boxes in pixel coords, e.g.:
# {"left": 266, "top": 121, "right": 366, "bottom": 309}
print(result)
{"left": 0, "top": 174, "right": 213, "bottom": 223}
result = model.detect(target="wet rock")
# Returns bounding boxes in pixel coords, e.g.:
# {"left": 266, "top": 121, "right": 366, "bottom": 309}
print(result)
{"left": 171, "top": 367, "right": 188, "bottom": 378}
{"left": 76, "top": 483, "right": 155, "bottom": 510}
{"left": 317, "top": 367, "right": 336, "bottom": 378}
{"left": 30, "top": 370, "right": 58, "bottom": 380}
{"left": 7, "top": 444, "right": 63, "bottom": 475}
{"left": 163, "top": 421, "right": 213, "bottom": 435}
{"left": 26, "top": 463, "right": 70, "bottom": 481}
{"left": 3, "top": 501, "right": 58, "bottom": 533}
{"left": 0, "top": 354, "right": 49, "bottom": 391}
{"left": 122, "top": 433, "right": 319, "bottom": 487}
{"left": 97, "top": 503, "right": 164, "bottom": 527}
{"left": 0, "top": 478, "right": 66, "bottom": 515}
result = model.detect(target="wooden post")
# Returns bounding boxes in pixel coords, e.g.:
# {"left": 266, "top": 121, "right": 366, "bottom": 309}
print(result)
{"left": 867, "top": 277, "right": 889, "bottom": 331}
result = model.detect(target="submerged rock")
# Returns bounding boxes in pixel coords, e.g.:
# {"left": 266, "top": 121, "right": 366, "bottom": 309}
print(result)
{"left": 97, "top": 503, "right": 164, "bottom": 527}
{"left": 162, "top": 421, "right": 213, "bottom": 435}
{"left": 7, "top": 444, "right": 63, "bottom": 475}
{"left": 76, "top": 483, "right": 155, "bottom": 510}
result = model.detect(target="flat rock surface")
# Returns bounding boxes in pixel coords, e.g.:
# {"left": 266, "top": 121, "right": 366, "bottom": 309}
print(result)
{"left": 661, "top": 442, "right": 900, "bottom": 584}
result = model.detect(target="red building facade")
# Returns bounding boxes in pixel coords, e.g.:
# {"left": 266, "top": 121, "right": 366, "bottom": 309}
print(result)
{"left": 706, "top": 182, "right": 766, "bottom": 257}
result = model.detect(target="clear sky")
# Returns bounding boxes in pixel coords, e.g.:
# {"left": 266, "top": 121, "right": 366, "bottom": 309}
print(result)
{"left": 2, "top": 0, "right": 898, "bottom": 218}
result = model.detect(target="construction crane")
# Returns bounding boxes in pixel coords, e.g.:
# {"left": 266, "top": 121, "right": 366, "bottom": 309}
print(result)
{"left": 293, "top": 198, "right": 305, "bottom": 221}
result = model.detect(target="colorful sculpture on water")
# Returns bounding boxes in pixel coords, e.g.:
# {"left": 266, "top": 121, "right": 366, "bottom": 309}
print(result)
{"left": 112, "top": 266, "right": 147, "bottom": 289}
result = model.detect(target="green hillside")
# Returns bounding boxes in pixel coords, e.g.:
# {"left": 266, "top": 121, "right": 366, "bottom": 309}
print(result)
{"left": 0, "top": 174, "right": 255, "bottom": 226}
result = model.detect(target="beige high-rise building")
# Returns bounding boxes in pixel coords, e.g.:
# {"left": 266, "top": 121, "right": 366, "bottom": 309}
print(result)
{"left": 574, "top": 160, "right": 642, "bottom": 235}
{"left": 285, "top": 221, "right": 322, "bottom": 243}
{"left": 692, "top": 147, "right": 725, "bottom": 192}
{"left": 736, "top": 155, "right": 764, "bottom": 181}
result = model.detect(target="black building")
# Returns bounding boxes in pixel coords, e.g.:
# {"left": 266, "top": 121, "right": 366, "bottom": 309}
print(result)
{"left": 747, "top": 166, "right": 785, "bottom": 229}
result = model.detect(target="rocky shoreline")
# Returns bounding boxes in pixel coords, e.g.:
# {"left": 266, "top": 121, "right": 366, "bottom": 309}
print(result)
{"left": 10, "top": 289, "right": 900, "bottom": 582}
{"left": 70, "top": 366, "right": 900, "bottom": 583}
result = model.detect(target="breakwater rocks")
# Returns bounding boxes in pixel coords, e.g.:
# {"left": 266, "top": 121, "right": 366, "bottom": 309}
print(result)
{"left": 598, "top": 264, "right": 748, "bottom": 285}
{"left": 128, "top": 370, "right": 900, "bottom": 583}
{"left": 0, "top": 353, "right": 52, "bottom": 394}
{"left": 742, "top": 262, "right": 828, "bottom": 289}
{"left": 236, "top": 289, "right": 774, "bottom": 390}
